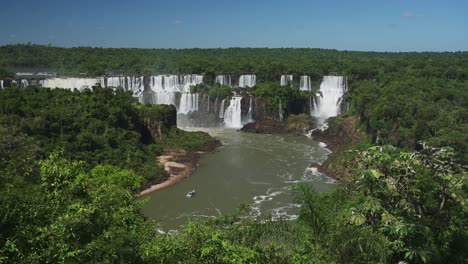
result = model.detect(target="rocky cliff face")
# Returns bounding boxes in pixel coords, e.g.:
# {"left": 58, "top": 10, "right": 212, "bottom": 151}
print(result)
{"left": 137, "top": 104, "right": 177, "bottom": 140}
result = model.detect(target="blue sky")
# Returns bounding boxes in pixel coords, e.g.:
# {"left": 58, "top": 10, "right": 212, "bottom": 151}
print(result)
{"left": 1, "top": 0, "right": 467, "bottom": 51}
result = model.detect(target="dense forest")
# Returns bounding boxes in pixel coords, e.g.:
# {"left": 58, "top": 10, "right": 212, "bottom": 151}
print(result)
{"left": 0, "top": 44, "right": 467, "bottom": 82}
{"left": 0, "top": 45, "right": 467, "bottom": 263}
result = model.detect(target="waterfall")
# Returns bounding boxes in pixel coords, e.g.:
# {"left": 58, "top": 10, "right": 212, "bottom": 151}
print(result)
{"left": 309, "top": 96, "right": 313, "bottom": 116}
{"left": 224, "top": 97, "right": 243, "bottom": 128}
{"left": 218, "top": 99, "right": 226, "bottom": 119}
{"left": 278, "top": 99, "right": 284, "bottom": 122}
{"left": 214, "top": 97, "right": 219, "bottom": 114}
{"left": 207, "top": 95, "right": 210, "bottom": 112}
{"left": 239, "top": 75, "right": 256, "bottom": 88}
{"left": 178, "top": 93, "right": 199, "bottom": 114}
{"left": 1, "top": 80, "right": 4, "bottom": 89}
{"left": 104, "top": 76, "right": 128, "bottom": 89}
{"left": 299, "top": 76, "right": 311, "bottom": 91}
{"left": 147, "top": 75, "right": 203, "bottom": 107}
{"left": 40, "top": 78, "right": 99, "bottom": 91}
{"left": 20, "top": 79, "right": 29, "bottom": 87}
{"left": 98, "top": 76, "right": 143, "bottom": 96}
{"left": 245, "top": 97, "right": 254, "bottom": 123}
{"left": 215, "top": 75, "right": 232, "bottom": 87}
{"left": 280, "top": 75, "right": 293, "bottom": 86}
{"left": 128, "top": 76, "right": 145, "bottom": 97}
{"left": 312, "top": 76, "right": 346, "bottom": 123}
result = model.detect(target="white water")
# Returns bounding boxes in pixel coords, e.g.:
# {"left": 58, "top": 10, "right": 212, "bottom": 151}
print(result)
{"left": 239, "top": 75, "right": 256, "bottom": 88}
{"left": 0, "top": 80, "right": 3, "bottom": 89}
{"left": 299, "top": 75, "right": 311, "bottom": 91}
{"left": 280, "top": 75, "right": 293, "bottom": 86}
{"left": 128, "top": 76, "right": 145, "bottom": 97}
{"left": 40, "top": 78, "right": 99, "bottom": 91}
{"left": 312, "top": 76, "right": 346, "bottom": 123}
{"left": 148, "top": 75, "right": 203, "bottom": 107}
{"left": 215, "top": 75, "right": 232, "bottom": 87}
{"left": 20, "top": 79, "right": 29, "bottom": 87}
{"left": 279, "top": 99, "right": 284, "bottom": 121}
{"left": 101, "top": 76, "right": 127, "bottom": 89}
{"left": 218, "top": 99, "right": 226, "bottom": 119}
{"left": 178, "top": 93, "right": 199, "bottom": 114}
{"left": 245, "top": 97, "right": 254, "bottom": 123}
{"left": 224, "top": 97, "right": 243, "bottom": 128}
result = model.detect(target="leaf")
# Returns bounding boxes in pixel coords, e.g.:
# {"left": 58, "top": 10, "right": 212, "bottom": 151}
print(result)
{"left": 370, "top": 169, "right": 383, "bottom": 179}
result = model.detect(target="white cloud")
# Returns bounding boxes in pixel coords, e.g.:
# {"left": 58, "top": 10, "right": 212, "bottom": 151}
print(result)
{"left": 401, "top": 11, "right": 425, "bottom": 19}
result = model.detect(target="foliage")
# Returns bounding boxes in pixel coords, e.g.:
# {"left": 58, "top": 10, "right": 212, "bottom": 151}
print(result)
{"left": 0, "top": 68, "right": 14, "bottom": 79}
{"left": 1, "top": 45, "right": 466, "bottom": 84}
{"left": 0, "top": 150, "right": 151, "bottom": 263}
{"left": 285, "top": 114, "right": 316, "bottom": 133}
{"left": 0, "top": 45, "right": 467, "bottom": 263}
{"left": 254, "top": 82, "right": 309, "bottom": 116}
{"left": 192, "top": 83, "right": 232, "bottom": 99}
{"left": 349, "top": 76, "right": 468, "bottom": 161}
{"left": 161, "top": 127, "right": 218, "bottom": 153}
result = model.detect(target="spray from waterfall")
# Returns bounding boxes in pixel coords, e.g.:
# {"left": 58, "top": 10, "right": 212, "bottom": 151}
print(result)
{"left": 40, "top": 78, "right": 99, "bottom": 91}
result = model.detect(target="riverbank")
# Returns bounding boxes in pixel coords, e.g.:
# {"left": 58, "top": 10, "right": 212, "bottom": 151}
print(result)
{"left": 137, "top": 151, "right": 205, "bottom": 197}
{"left": 310, "top": 115, "right": 366, "bottom": 181}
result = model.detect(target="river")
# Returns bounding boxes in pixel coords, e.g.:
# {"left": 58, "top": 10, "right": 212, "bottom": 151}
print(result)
{"left": 142, "top": 128, "right": 335, "bottom": 231}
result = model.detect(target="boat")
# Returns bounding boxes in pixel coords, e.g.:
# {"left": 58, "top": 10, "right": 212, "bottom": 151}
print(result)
{"left": 186, "top": 189, "right": 196, "bottom": 198}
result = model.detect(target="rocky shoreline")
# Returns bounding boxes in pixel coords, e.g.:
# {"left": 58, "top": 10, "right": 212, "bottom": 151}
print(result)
{"left": 308, "top": 116, "right": 364, "bottom": 181}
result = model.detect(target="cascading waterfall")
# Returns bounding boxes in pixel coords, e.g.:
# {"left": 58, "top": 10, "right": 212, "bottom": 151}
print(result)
{"left": 178, "top": 93, "right": 199, "bottom": 114}
{"left": 215, "top": 75, "right": 232, "bottom": 87}
{"left": 280, "top": 75, "right": 293, "bottom": 86}
{"left": 20, "top": 79, "right": 29, "bottom": 87}
{"left": 102, "top": 76, "right": 128, "bottom": 89}
{"left": 245, "top": 97, "right": 254, "bottom": 123}
{"left": 128, "top": 76, "right": 145, "bottom": 97}
{"left": 224, "top": 97, "right": 243, "bottom": 128}
{"left": 278, "top": 99, "right": 284, "bottom": 122}
{"left": 0, "top": 80, "right": 4, "bottom": 89}
{"left": 146, "top": 75, "right": 203, "bottom": 109}
{"left": 218, "top": 99, "right": 226, "bottom": 119}
{"left": 40, "top": 78, "right": 99, "bottom": 90}
{"left": 239, "top": 75, "right": 256, "bottom": 88}
{"left": 177, "top": 75, "right": 203, "bottom": 113}
{"left": 149, "top": 75, "right": 177, "bottom": 105}
{"left": 214, "top": 97, "right": 219, "bottom": 114}
{"left": 312, "top": 76, "right": 346, "bottom": 123}
{"left": 299, "top": 76, "right": 311, "bottom": 91}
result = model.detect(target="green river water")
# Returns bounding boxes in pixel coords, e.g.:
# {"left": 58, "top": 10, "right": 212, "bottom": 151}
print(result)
{"left": 142, "top": 128, "right": 335, "bottom": 231}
